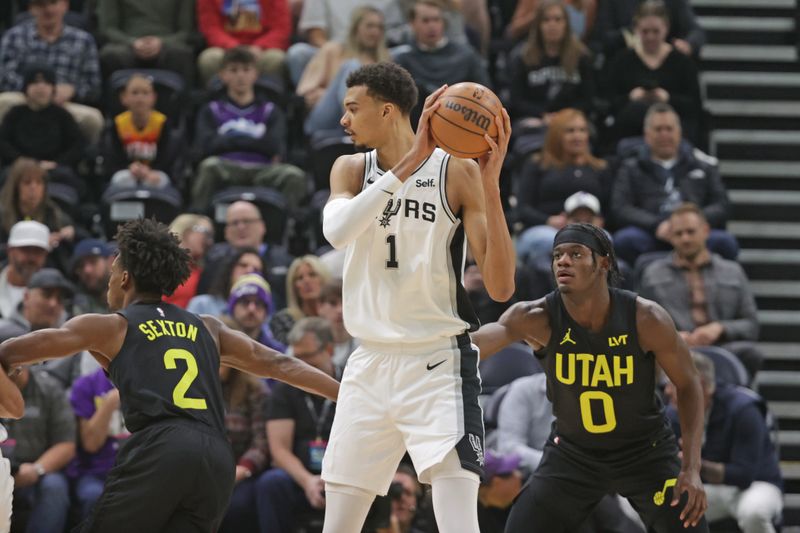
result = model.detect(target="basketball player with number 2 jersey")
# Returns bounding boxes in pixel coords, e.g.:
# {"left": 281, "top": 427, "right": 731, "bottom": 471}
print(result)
{"left": 320, "top": 63, "right": 515, "bottom": 533}
{"left": 0, "top": 219, "right": 339, "bottom": 533}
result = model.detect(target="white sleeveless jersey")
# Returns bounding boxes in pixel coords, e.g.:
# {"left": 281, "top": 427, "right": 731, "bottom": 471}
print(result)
{"left": 342, "top": 148, "right": 479, "bottom": 343}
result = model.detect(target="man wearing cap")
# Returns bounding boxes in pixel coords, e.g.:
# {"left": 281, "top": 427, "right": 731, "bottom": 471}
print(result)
{"left": 226, "top": 273, "right": 285, "bottom": 353}
{"left": 0, "top": 0, "right": 103, "bottom": 143}
{"left": 0, "top": 221, "right": 50, "bottom": 320}
{"left": 0, "top": 271, "right": 76, "bottom": 533}
{"left": 71, "top": 239, "right": 114, "bottom": 315}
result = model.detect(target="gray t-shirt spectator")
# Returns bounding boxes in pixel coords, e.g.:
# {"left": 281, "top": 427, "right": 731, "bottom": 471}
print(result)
{"left": 495, "top": 373, "right": 554, "bottom": 471}
{"left": 4, "top": 368, "right": 75, "bottom": 464}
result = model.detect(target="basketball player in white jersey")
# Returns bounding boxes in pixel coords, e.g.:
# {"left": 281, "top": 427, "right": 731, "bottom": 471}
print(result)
{"left": 320, "top": 62, "right": 515, "bottom": 533}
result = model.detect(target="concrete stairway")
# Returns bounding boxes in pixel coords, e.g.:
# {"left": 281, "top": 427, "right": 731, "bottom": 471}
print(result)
{"left": 693, "top": 0, "right": 800, "bottom": 527}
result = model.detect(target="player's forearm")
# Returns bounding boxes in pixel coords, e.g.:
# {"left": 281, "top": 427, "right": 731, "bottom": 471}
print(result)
{"left": 676, "top": 376, "right": 705, "bottom": 472}
{"left": 322, "top": 172, "right": 403, "bottom": 248}
{"left": 0, "top": 330, "right": 79, "bottom": 369}
{"left": 0, "top": 371, "right": 23, "bottom": 419}
{"left": 479, "top": 186, "right": 516, "bottom": 301}
{"left": 270, "top": 355, "right": 340, "bottom": 402}
{"left": 471, "top": 323, "right": 516, "bottom": 360}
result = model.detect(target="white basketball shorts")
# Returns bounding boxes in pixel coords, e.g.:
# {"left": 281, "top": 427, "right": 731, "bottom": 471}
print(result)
{"left": 322, "top": 332, "right": 484, "bottom": 495}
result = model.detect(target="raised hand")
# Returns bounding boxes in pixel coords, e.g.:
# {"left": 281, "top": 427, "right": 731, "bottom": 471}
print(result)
{"left": 409, "top": 85, "right": 448, "bottom": 164}
{"left": 478, "top": 107, "right": 511, "bottom": 183}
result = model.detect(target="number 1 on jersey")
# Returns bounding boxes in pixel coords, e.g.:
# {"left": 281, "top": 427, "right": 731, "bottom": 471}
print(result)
{"left": 163, "top": 349, "right": 208, "bottom": 410}
{"left": 386, "top": 234, "right": 399, "bottom": 269}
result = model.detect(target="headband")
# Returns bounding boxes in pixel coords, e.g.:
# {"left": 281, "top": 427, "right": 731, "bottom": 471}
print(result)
{"left": 553, "top": 227, "right": 606, "bottom": 255}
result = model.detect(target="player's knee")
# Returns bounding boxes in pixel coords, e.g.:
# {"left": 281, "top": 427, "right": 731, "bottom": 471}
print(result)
{"left": 426, "top": 449, "right": 479, "bottom": 484}
{"left": 324, "top": 481, "right": 375, "bottom": 499}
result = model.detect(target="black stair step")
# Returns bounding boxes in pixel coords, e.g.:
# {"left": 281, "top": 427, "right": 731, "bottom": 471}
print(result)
{"left": 702, "top": 60, "right": 800, "bottom": 73}
{"left": 712, "top": 116, "right": 800, "bottom": 131}
{"left": 716, "top": 144, "right": 800, "bottom": 161}
{"left": 707, "top": 85, "right": 800, "bottom": 101}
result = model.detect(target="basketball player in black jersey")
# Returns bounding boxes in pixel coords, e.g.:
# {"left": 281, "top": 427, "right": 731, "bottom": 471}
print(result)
{"left": 472, "top": 223, "right": 708, "bottom": 532}
{"left": 0, "top": 218, "right": 339, "bottom": 533}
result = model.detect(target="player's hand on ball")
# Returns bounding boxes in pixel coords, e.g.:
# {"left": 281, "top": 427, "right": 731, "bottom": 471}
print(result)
{"left": 671, "top": 467, "right": 706, "bottom": 528}
{"left": 478, "top": 107, "right": 511, "bottom": 180}
{"left": 411, "top": 84, "right": 448, "bottom": 163}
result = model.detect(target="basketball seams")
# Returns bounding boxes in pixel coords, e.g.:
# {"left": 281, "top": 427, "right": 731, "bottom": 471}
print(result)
{"left": 432, "top": 111, "right": 499, "bottom": 140}
{"left": 430, "top": 126, "right": 487, "bottom": 158}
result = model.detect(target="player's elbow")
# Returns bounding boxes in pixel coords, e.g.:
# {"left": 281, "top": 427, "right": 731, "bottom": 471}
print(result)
{"left": 321, "top": 223, "right": 347, "bottom": 250}
{"left": 487, "top": 279, "right": 515, "bottom": 303}
{"left": 0, "top": 395, "right": 24, "bottom": 419}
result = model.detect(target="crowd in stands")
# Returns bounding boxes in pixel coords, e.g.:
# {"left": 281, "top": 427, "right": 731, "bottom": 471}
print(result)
{"left": 0, "top": 0, "right": 784, "bottom": 532}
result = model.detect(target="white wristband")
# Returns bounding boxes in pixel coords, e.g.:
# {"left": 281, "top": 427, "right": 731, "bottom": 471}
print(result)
{"left": 322, "top": 171, "right": 403, "bottom": 249}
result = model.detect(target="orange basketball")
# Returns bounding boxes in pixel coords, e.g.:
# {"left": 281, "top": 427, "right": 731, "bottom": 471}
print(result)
{"left": 429, "top": 82, "right": 502, "bottom": 159}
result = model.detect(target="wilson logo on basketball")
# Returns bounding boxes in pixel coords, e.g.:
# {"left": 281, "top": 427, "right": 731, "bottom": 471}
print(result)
{"left": 443, "top": 101, "right": 492, "bottom": 132}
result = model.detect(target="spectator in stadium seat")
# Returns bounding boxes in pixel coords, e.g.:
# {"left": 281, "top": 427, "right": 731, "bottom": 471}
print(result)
{"left": 68, "top": 369, "right": 128, "bottom": 520}
{"left": 611, "top": 103, "right": 736, "bottom": 265}
{"left": 269, "top": 255, "right": 331, "bottom": 346}
{"left": 0, "top": 267, "right": 72, "bottom": 343}
{"left": 0, "top": 0, "right": 103, "bottom": 143}
{"left": 197, "top": 0, "right": 291, "bottom": 87}
{"left": 0, "top": 65, "right": 86, "bottom": 198}
{"left": 300, "top": 6, "right": 389, "bottom": 137}
{"left": 190, "top": 47, "right": 306, "bottom": 212}
{"left": 188, "top": 246, "right": 265, "bottom": 317}
{"left": 227, "top": 273, "right": 285, "bottom": 352}
{"left": 508, "top": 0, "right": 595, "bottom": 127}
{"left": 477, "top": 450, "right": 524, "bottom": 533}
{"left": 665, "top": 352, "right": 783, "bottom": 533}
{"left": 506, "top": 0, "right": 597, "bottom": 43}
{"left": 218, "top": 362, "right": 271, "bottom": 532}
{"left": 163, "top": 214, "right": 214, "bottom": 309}
{"left": 286, "top": 0, "right": 403, "bottom": 85}
{"left": 97, "top": 0, "right": 196, "bottom": 86}
{"left": 194, "top": 200, "right": 294, "bottom": 310}
{"left": 103, "top": 73, "right": 174, "bottom": 190}
{"left": 0, "top": 158, "right": 74, "bottom": 249}
{"left": 259, "top": 318, "right": 338, "bottom": 532}
{"left": 590, "top": 0, "right": 705, "bottom": 59}
{"left": 3, "top": 365, "right": 75, "bottom": 533}
{"left": 512, "top": 109, "right": 610, "bottom": 266}
{"left": 605, "top": 1, "right": 702, "bottom": 143}
{"left": 639, "top": 203, "right": 764, "bottom": 380}
{"left": 316, "top": 279, "right": 357, "bottom": 370}
{"left": 390, "top": 463, "right": 425, "bottom": 533}
{"left": 0, "top": 221, "right": 50, "bottom": 319}
{"left": 69, "top": 238, "right": 113, "bottom": 315}
{"left": 393, "top": 0, "right": 491, "bottom": 110}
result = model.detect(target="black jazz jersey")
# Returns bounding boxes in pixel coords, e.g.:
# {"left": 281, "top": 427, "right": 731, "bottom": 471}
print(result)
{"left": 108, "top": 302, "right": 226, "bottom": 437}
{"left": 539, "top": 288, "right": 668, "bottom": 451}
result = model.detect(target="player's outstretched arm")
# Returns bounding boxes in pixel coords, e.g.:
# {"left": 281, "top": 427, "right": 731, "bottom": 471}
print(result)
{"left": 638, "top": 298, "right": 707, "bottom": 528}
{"left": 0, "top": 314, "right": 121, "bottom": 371}
{"left": 471, "top": 300, "right": 550, "bottom": 360}
{"left": 0, "top": 370, "right": 23, "bottom": 419}
{"left": 211, "top": 316, "right": 339, "bottom": 402}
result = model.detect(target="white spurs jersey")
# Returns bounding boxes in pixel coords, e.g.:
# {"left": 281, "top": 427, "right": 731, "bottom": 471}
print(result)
{"left": 342, "top": 148, "right": 479, "bottom": 343}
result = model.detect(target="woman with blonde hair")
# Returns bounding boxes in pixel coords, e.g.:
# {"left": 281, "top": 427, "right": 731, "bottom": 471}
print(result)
{"left": 300, "top": 6, "right": 389, "bottom": 136}
{"left": 513, "top": 108, "right": 610, "bottom": 265}
{"left": 509, "top": 0, "right": 594, "bottom": 128}
{"left": 269, "top": 255, "right": 332, "bottom": 345}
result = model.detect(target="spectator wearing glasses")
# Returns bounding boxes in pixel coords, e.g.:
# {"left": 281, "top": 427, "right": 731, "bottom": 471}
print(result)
{"left": 195, "top": 200, "right": 294, "bottom": 310}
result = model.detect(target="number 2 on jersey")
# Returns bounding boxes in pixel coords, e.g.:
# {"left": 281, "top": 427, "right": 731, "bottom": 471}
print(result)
{"left": 386, "top": 234, "right": 399, "bottom": 269}
{"left": 163, "top": 349, "right": 208, "bottom": 410}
